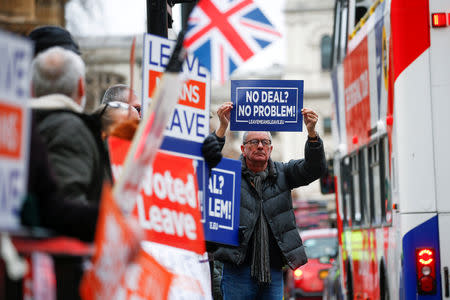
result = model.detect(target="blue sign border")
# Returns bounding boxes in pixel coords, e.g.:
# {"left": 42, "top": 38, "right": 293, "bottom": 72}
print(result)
{"left": 230, "top": 80, "right": 304, "bottom": 132}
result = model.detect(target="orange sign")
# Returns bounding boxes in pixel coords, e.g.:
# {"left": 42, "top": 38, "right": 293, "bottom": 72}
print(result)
{"left": 0, "top": 101, "right": 22, "bottom": 159}
{"left": 148, "top": 70, "right": 206, "bottom": 110}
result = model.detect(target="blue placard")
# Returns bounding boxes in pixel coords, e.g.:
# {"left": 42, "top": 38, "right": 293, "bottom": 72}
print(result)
{"left": 230, "top": 80, "right": 304, "bottom": 131}
{"left": 202, "top": 158, "right": 241, "bottom": 246}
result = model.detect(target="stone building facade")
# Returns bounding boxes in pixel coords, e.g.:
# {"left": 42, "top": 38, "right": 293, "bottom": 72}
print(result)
{"left": 77, "top": 35, "right": 142, "bottom": 112}
{"left": 0, "top": 0, "right": 67, "bottom": 35}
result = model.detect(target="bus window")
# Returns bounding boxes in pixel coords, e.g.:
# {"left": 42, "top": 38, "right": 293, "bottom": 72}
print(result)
{"left": 341, "top": 156, "right": 353, "bottom": 227}
{"left": 351, "top": 154, "right": 362, "bottom": 225}
{"left": 369, "top": 143, "right": 382, "bottom": 225}
{"left": 380, "top": 136, "right": 392, "bottom": 224}
{"left": 352, "top": 0, "right": 373, "bottom": 29}
{"left": 359, "top": 147, "right": 370, "bottom": 226}
{"left": 354, "top": 1, "right": 369, "bottom": 25}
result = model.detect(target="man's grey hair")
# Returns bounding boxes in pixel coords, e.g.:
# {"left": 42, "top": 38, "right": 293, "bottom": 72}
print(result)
{"left": 242, "top": 131, "right": 272, "bottom": 144}
{"left": 102, "top": 84, "right": 131, "bottom": 104}
{"left": 31, "top": 46, "right": 85, "bottom": 99}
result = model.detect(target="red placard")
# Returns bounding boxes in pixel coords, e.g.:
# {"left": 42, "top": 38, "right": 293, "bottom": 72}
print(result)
{"left": 344, "top": 37, "right": 371, "bottom": 152}
{"left": 108, "top": 137, "right": 206, "bottom": 255}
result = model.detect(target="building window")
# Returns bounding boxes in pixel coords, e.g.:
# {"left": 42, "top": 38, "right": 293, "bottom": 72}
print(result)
{"left": 320, "top": 35, "right": 332, "bottom": 71}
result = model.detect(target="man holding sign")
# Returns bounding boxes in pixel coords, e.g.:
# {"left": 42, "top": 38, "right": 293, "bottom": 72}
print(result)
{"left": 205, "top": 102, "right": 326, "bottom": 300}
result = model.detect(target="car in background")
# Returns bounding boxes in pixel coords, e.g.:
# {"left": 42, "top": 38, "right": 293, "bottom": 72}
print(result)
{"left": 284, "top": 228, "right": 338, "bottom": 300}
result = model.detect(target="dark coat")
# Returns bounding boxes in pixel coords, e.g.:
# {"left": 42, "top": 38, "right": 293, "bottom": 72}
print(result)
{"left": 22, "top": 120, "right": 98, "bottom": 242}
{"left": 213, "top": 135, "right": 326, "bottom": 270}
{"left": 31, "top": 94, "right": 111, "bottom": 205}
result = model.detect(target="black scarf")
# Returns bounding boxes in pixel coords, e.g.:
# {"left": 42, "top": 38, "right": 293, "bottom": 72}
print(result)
{"left": 242, "top": 160, "right": 271, "bottom": 285}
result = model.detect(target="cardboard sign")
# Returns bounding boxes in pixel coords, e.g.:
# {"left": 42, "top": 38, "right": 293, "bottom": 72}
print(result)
{"left": 203, "top": 158, "right": 241, "bottom": 246}
{"left": 0, "top": 30, "right": 32, "bottom": 230}
{"left": 230, "top": 80, "right": 304, "bottom": 132}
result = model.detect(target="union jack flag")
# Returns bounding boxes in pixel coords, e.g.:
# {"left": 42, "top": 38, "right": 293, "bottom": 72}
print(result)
{"left": 184, "top": 0, "right": 281, "bottom": 84}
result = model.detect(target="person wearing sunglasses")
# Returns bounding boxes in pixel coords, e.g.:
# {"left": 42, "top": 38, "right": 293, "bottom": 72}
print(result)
{"left": 203, "top": 102, "right": 326, "bottom": 300}
{"left": 95, "top": 101, "right": 140, "bottom": 139}
{"left": 101, "top": 84, "right": 141, "bottom": 116}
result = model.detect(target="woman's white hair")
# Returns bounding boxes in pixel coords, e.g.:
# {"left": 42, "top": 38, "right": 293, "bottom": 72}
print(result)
{"left": 31, "top": 46, "right": 85, "bottom": 100}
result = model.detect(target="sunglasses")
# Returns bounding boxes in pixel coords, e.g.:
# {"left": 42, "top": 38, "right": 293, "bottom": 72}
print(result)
{"left": 99, "top": 101, "right": 137, "bottom": 118}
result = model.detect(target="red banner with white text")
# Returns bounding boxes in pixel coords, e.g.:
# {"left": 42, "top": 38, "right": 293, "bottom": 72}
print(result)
{"left": 109, "top": 136, "right": 205, "bottom": 254}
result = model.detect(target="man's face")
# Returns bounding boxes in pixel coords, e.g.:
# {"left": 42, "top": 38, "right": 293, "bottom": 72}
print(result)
{"left": 241, "top": 131, "right": 273, "bottom": 164}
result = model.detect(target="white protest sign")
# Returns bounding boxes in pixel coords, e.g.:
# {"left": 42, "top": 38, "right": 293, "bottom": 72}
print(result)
{"left": 0, "top": 30, "right": 33, "bottom": 230}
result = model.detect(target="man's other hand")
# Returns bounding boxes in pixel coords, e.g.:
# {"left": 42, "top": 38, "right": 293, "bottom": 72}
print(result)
{"left": 301, "top": 108, "right": 319, "bottom": 137}
{"left": 216, "top": 102, "right": 233, "bottom": 138}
